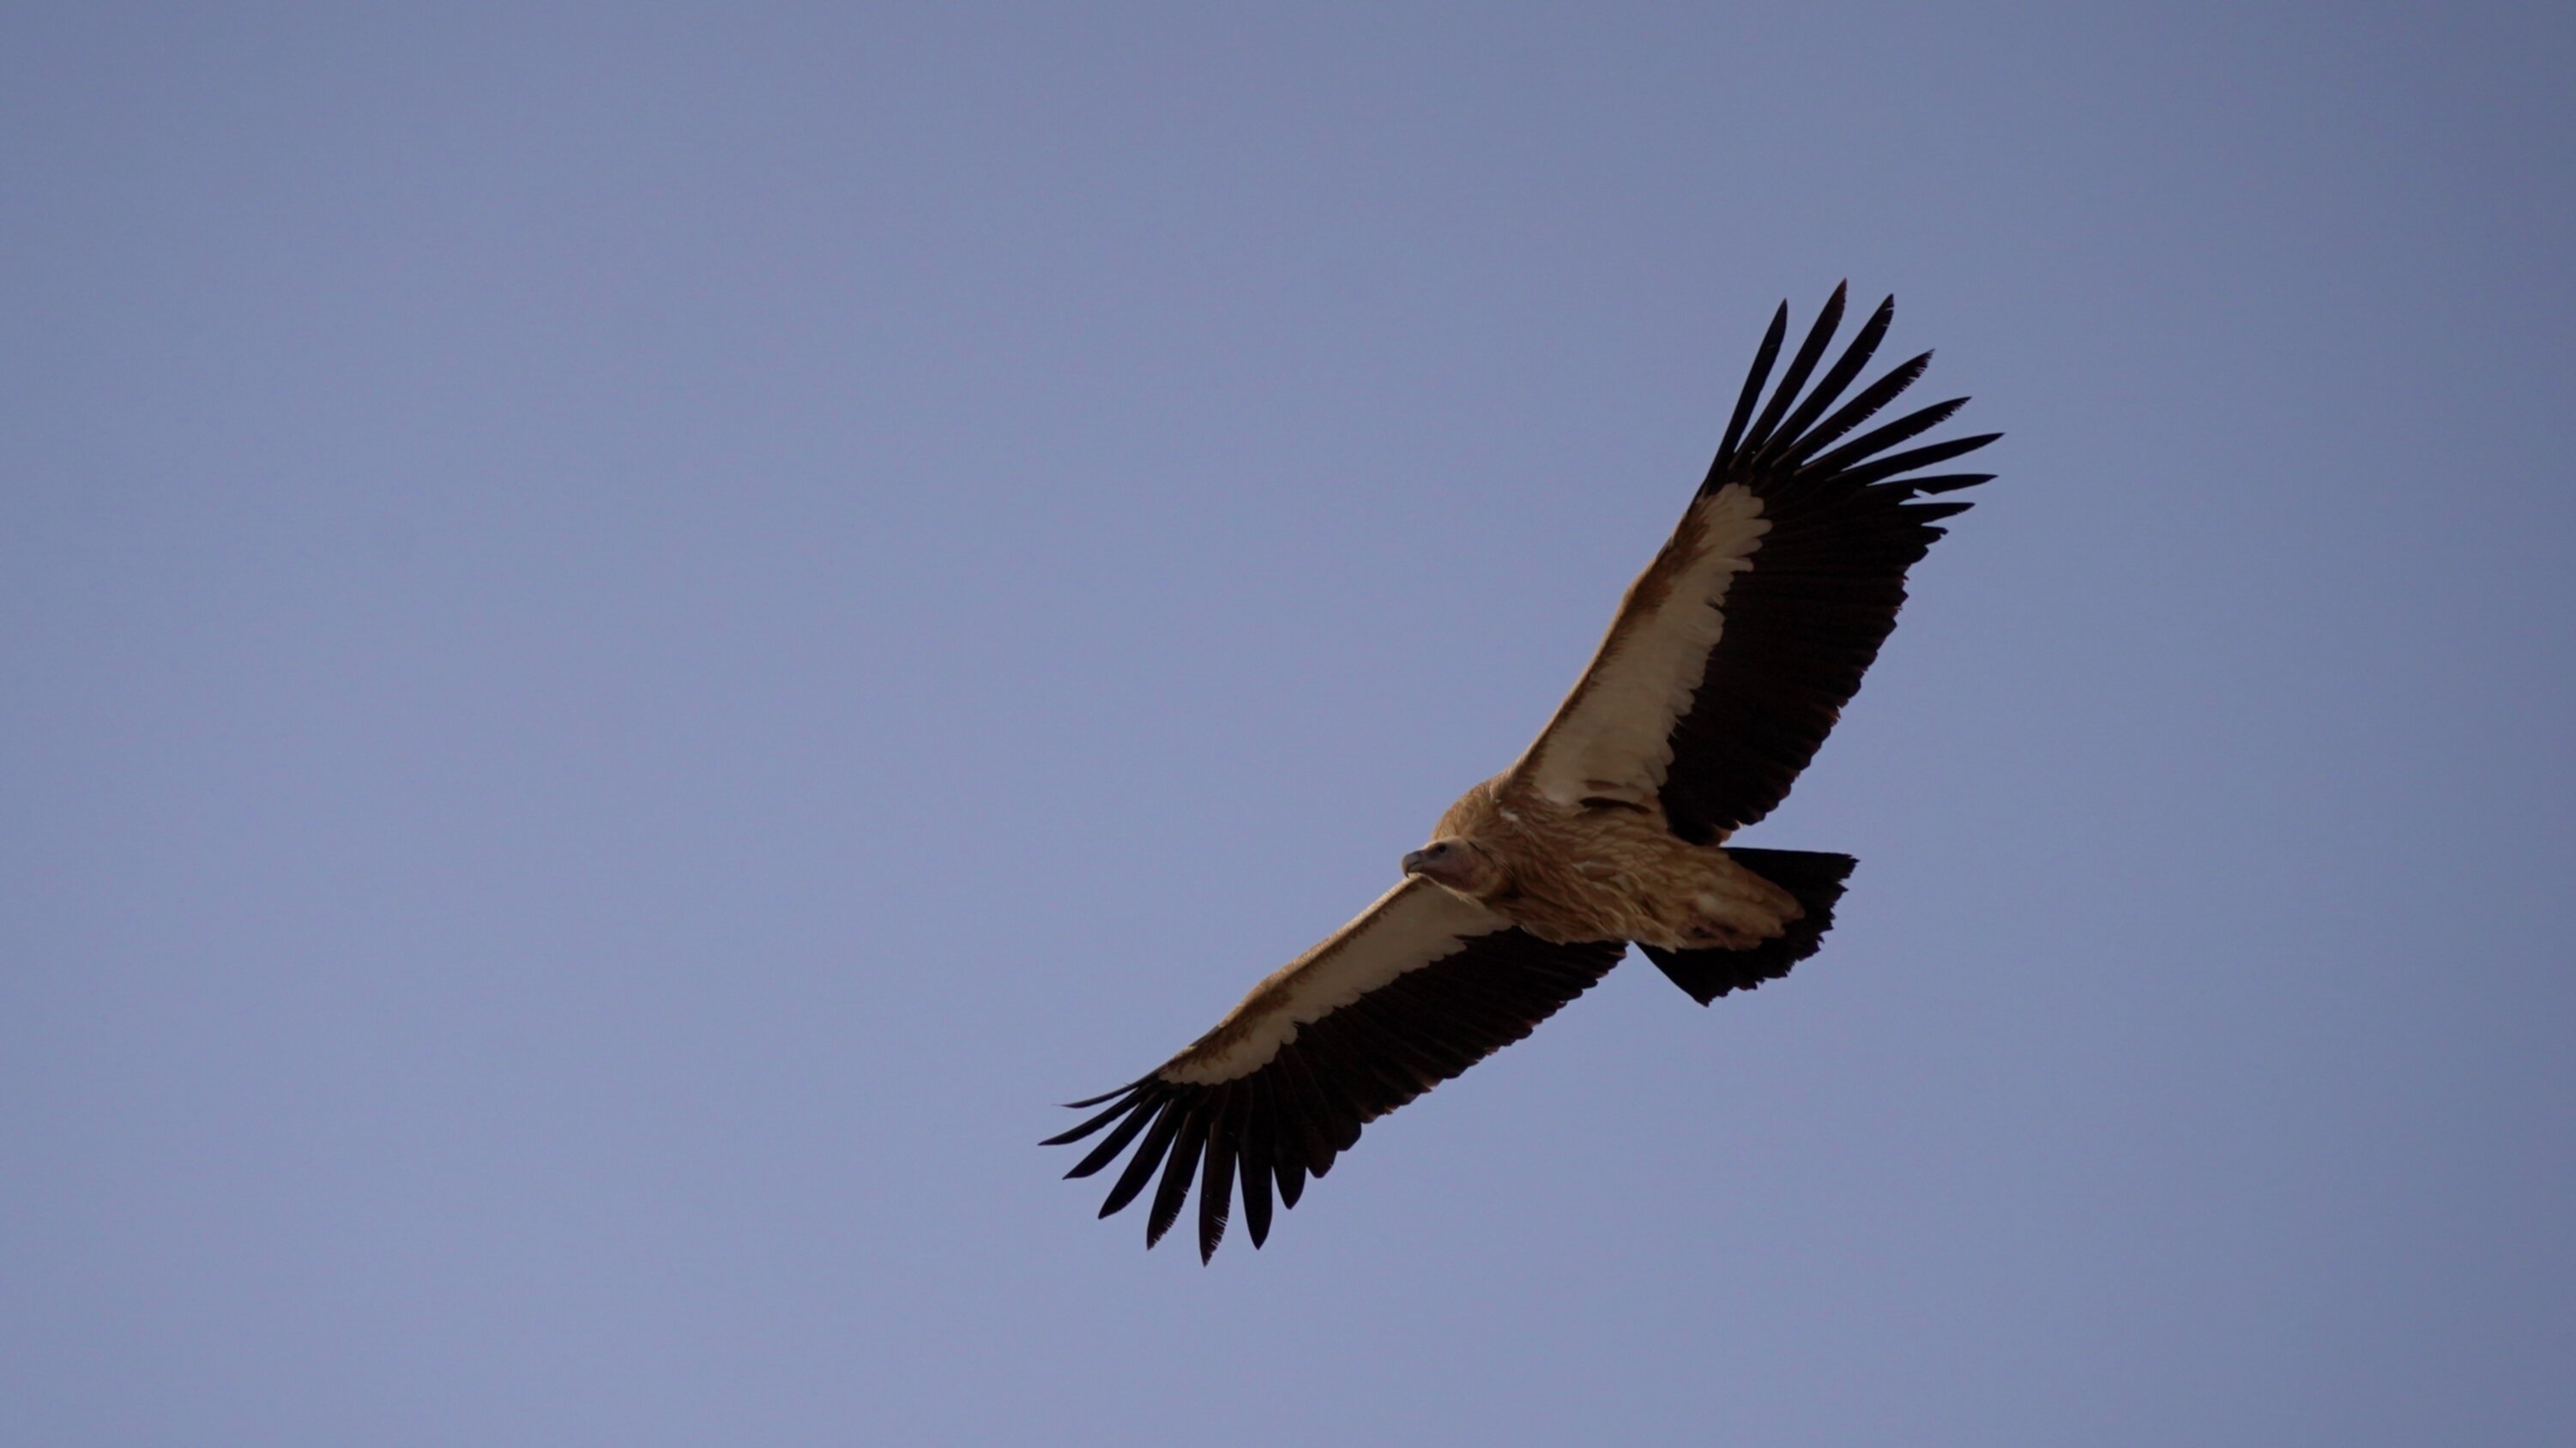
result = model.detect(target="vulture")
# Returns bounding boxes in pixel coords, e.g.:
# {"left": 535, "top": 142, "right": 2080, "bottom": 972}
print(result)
{"left": 1047, "top": 286, "right": 1997, "bottom": 1260}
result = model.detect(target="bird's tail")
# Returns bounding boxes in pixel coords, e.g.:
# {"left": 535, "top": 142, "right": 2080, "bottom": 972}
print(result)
{"left": 1635, "top": 848, "right": 1857, "bottom": 1005}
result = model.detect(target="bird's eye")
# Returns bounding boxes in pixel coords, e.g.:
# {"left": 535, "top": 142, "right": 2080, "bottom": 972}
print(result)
{"left": 1426, "top": 842, "right": 1449, "bottom": 857}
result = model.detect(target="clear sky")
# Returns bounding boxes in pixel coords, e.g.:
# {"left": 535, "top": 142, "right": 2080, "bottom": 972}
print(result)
{"left": 6, "top": 4, "right": 2572, "bottom": 1445}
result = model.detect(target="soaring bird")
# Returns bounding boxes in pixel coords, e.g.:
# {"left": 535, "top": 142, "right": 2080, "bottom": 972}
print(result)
{"left": 1047, "top": 286, "right": 1997, "bottom": 1260}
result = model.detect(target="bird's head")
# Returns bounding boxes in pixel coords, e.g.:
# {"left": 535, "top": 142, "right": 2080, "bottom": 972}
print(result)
{"left": 1401, "top": 836, "right": 1502, "bottom": 896}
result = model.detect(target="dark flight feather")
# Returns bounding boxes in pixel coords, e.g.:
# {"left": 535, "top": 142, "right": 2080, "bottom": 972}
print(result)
{"left": 1053, "top": 930, "right": 1624, "bottom": 1256}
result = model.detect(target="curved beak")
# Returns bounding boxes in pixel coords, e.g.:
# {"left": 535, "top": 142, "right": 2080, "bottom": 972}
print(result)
{"left": 1400, "top": 848, "right": 1428, "bottom": 876}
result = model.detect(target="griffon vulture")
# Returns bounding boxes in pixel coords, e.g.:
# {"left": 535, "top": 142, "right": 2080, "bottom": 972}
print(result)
{"left": 1047, "top": 286, "right": 1996, "bottom": 1260}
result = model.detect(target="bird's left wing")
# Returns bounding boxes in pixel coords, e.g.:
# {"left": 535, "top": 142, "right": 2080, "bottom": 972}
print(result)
{"left": 1046, "top": 876, "right": 1627, "bottom": 1260}
{"left": 1511, "top": 286, "right": 1996, "bottom": 841}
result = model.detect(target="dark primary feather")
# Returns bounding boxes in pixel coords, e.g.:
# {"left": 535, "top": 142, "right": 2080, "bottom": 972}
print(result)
{"left": 1059, "top": 1097, "right": 1155, "bottom": 1178}
{"left": 1046, "top": 930, "right": 1626, "bottom": 1260}
{"left": 1762, "top": 294, "right": 1893, "bottom": 462}
{"left": 1238, "top": 1080, "right": 1276, "bottom": 1246}
{"left": 1148, "top": 1100, "right": 1210, "bottom": 1247}
{"left": 1737, "top": 282, "right": 1848, "bottom": 461}
{"left": 1661, "top": 293, "right": 1997, "bottom": 843}
{"left": 1196, "top": 1099, "right": 1239, "bottom": 1259}
{"left": 1095, "top": 1100, "right": 1182, "bottom": 1218}
{"left": 1713, "top": 302, "right": 1789, "bottom": 469}
{"left": 1803, "top": 395, "right": 1966, "bottom": 477}
{"left": 1788, "top": 354, "right": 1933, "bottom": 468}
{"left": 1042, "top": 1089, "right": 1142, "bottom": 1146}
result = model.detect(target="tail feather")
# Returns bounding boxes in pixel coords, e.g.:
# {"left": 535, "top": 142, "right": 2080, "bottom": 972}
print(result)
{"left": 1637, "top": 848, "right": 1857, "bottom": 1005}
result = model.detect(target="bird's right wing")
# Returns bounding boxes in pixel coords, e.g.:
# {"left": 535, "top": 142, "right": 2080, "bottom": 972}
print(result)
{"left": 1046, "top": 876, "right": 1627, "bottom": 1261}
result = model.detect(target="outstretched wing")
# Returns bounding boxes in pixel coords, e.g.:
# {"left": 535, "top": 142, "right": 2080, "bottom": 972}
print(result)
{"left": 1515, "top": 285, "right": 1998, "bottom": 842}
{"left": 1046, "top": 877, "right": 1626, "bottom": 1260}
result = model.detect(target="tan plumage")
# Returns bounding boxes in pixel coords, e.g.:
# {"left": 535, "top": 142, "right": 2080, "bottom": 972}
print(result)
{"left": 1047, "top": 286, "right": 1999, "bottom": 1259}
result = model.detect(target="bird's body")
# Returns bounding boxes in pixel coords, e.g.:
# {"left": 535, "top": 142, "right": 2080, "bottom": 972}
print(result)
{"left": 1047, "top": 286, "right": 1999, "bottom": 1259}
{"left": 1418, "top": 774, "right": 1803, "bottom": 951}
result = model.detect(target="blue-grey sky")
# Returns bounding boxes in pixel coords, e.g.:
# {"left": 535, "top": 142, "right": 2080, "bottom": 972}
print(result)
{"left": 6, "top": 4, "right": 2572, "bottom": 1444}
